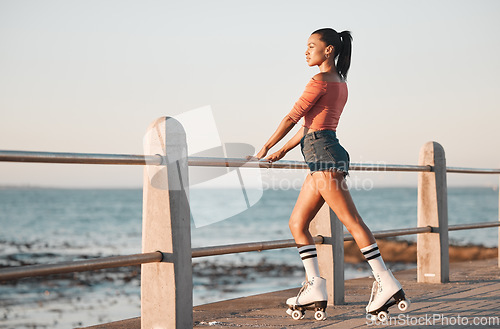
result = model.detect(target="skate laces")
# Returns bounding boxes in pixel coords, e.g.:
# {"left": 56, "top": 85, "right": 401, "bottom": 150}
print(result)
{"left": 367, "top": 274, "right": 385, "bottom": 308}
{"left": 375, "top": 273, "right": 384, "bottom": 294}
{"left": 298, "top": 280, "right": 311, "bottom": 296}
{"left": 367, "top": 281, "right": 378, "bottom": 307}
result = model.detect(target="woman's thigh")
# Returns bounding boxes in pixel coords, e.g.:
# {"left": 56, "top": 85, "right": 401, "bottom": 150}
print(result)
{"left": 310, "top": 171, "right": 375, "bottom": 247}
{"left": 311, "top": 171, "right": 361, "bottom": 227}
{"left": 289, "top": 174, "right": 325, "bottom": 229}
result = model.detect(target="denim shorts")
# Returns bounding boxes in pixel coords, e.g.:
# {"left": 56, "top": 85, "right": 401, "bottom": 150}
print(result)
{"left": 300, "top": 130, "right": 350, "bottom": 176}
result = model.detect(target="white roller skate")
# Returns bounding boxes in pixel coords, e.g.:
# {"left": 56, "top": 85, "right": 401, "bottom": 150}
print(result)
{"left": 366, "top": 270, "right": 411, "bottom": 322}
{"left": 285, "top": 276, "right": 328, "bottom": 321}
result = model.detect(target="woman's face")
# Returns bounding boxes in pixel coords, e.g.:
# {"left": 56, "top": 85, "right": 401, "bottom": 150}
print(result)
{"left": 305, "top": 33, "right": 331, "bottom": 67}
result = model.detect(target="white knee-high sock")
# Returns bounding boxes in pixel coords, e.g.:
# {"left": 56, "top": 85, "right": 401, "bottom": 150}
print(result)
{"left": 361, "top": 242, "right": 387, "bottom": 274}
{"left": 298, "top": 245, "right": 320, "bottom": 279}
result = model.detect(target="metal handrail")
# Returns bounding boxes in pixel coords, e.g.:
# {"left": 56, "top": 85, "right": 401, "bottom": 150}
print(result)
{"left": 192, "top": 236, "right": 324, "bottom": 258}
{"left": 0, "top": 150, "right": 430, "bottom": 171}
{"left": 0, "top": 252, "right": 163, "bottom": 281}
{"left": 2, "top": 150, "right": 500, "bottom": 173}
{"left": 448, "top": 221, "right": 500, "bottom": 231}
{"left": 0, "top": 150, "right": 161, "bottom": 165}
{"left": 344, "top": 226, "right": 433, "bottom": 241}
{"left": 193, "top": 221, "right": 500, "bottom": 256}
{"left": 446, "top": 166, "right": 500, "bottom": 174}
{"left": 2, "top": 221, "right": 499, "bottom": 281}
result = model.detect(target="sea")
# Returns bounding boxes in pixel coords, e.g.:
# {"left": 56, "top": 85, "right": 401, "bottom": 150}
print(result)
{"left": 0, "top": 186, "right": 498, "bottom": 328}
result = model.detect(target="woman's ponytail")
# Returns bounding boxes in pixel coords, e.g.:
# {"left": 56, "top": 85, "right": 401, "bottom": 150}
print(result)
{"left": 311, "top": 28, "right": 353, "bottom": 81}
{"left": 336, "top": 31, "right": 352, "bottom": 81}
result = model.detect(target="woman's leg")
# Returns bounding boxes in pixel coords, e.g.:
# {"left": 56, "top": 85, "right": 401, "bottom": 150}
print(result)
{"left": 286, "top": 174, "right": 329, "bottom": 307}
{"left": 311, "top": 171, "right": 388, "bottom": 274}
{"left": 288, "top": 173, "right": 325, "bottom": 246}
{"left": 310, "top": 171, "right": 406, "bottom": 314}
{"left": 310, "top": 171, "right": 375, "bottom": 248}
{"left": 288, "top": 174, "right": 326, "bottom": 280}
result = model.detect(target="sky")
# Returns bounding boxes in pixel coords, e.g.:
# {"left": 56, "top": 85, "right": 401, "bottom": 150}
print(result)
{"left": 1, "top": 0, "right": 499, "bottom": 188}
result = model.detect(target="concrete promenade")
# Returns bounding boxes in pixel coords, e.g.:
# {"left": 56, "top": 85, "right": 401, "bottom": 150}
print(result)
{"left": 81, "top": 258, "right": 500, "bottom": 329}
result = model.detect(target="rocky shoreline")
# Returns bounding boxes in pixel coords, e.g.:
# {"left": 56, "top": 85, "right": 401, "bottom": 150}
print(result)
{"left": 345, "top": 238, "right": 499, "bottom": 263}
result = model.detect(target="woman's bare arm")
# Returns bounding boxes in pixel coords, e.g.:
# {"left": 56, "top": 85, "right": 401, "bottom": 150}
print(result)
{"left": 255, "top": 116, "right": 296, "bottom": 159}
{"left": 264, "top": 126, "right": 305, "bottom": 162}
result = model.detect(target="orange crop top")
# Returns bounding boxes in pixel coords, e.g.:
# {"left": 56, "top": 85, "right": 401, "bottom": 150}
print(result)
{"left": 287, "top": 79, "right": 348, "bottom": 131}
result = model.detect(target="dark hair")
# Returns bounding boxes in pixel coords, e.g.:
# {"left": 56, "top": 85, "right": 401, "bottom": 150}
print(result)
{"left": 311, "top": 28, "right": 352, "bottom": 80}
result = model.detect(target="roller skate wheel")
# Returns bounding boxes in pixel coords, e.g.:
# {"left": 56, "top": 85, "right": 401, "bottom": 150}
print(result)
{"left": 398, "top": 299, "right": 410, "bottom": 311}
{"left": 291, "top": 310, "right": 303, "bottom": 320}
{"left": 377, "top": 311, "right": 388, "bottom": 322}
{"left": 314, "top": 310, "right": 327, "bottom": 321}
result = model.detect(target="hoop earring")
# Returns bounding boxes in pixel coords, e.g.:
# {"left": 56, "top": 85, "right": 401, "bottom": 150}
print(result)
{"left": 325, "top": 54, "right": 330, "bottom": 59}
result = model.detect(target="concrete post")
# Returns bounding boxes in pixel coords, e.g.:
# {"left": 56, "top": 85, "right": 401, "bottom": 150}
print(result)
{"left": 141, "top": 117, "right": 192, "bottom": 328}
{"left": 417, "top": 141, "right": 449, "bottom": 283}
{"left": 309, "top": 203, "right": 345, "bottom": 305}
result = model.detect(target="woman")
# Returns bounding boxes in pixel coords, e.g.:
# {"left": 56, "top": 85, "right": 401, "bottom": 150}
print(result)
{"left": 254, "top": 28, "right": 408, "bottom": 320}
